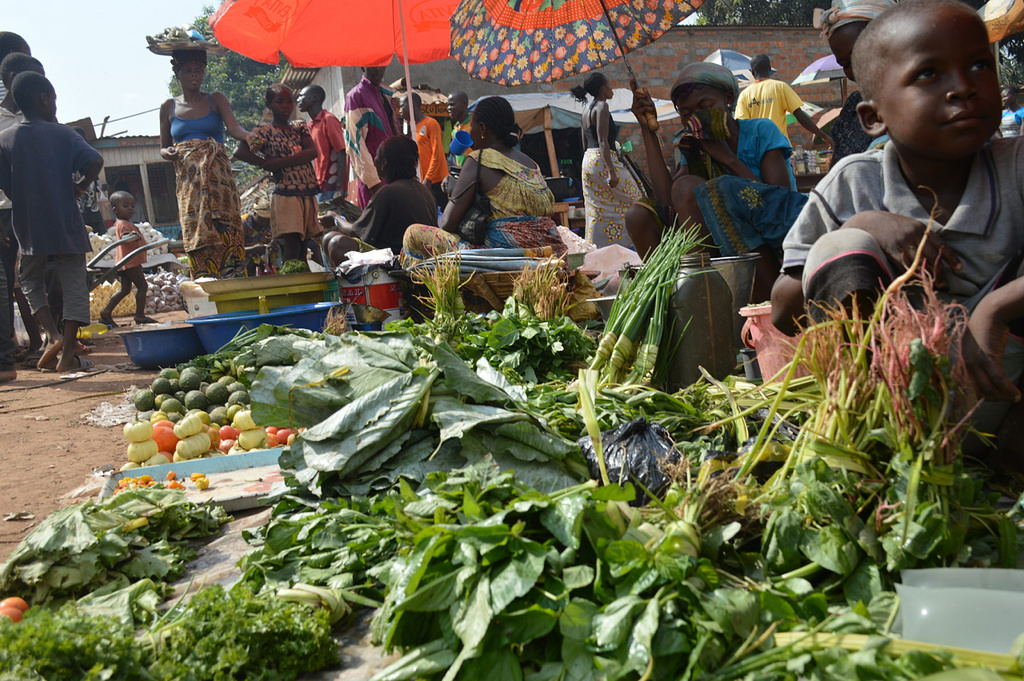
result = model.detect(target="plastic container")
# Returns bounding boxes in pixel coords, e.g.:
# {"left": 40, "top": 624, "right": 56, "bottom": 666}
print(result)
{"left": 896, "top": 583, "right": 1024, "bottom": 653}
{"left": 739, "top": 304, "right": 807, "bottom": 382}
{"left": 338, "top": 267, "right": 404, "bottom": 322}
{"left": 187, "top": 302, "right": 342, "bottom": 353}
{"left": 120, "top": 324, "right": 206, "bottom": 368}
{"left": 209, "top": 282, "right": 328, "bottom": 314}
{"left": 180, "top": 281, "right": 218, "bottom": 318}
{"left": 665, "top": 253, "right": 736, "bottom": 391}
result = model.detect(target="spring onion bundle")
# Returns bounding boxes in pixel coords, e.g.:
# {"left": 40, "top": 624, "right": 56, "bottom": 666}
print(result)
{"left": 589, "top": 223, "right": 703, "bottom": 384}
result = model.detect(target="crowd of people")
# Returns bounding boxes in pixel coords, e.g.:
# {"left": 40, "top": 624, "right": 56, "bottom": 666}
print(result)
{"left": 2, "top": 0, "right": 1024, "bottom": 467}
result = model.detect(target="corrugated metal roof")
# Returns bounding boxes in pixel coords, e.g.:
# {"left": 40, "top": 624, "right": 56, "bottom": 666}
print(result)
{"left": 281, "top": 66, "right": 319, "bottom": 89}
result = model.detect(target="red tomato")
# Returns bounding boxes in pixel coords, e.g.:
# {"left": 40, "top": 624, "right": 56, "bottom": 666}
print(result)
{"left": 276, "top": 428, "right": 295, "bottom": 441}
{"left": 152, "top": 427, "right": 179, "bottom": 454}
{"left": 265, "top": 432, "right": 280, "bottom": 448}
{"left": 0, "top": 606, "right": 23, "bottom": 623}
{"left": 0, "top": 597, "right": 28, "bottom": 612}
{"left": 265, "top": 426, "right": 279, "bottom": 435}
{"left": 218, "top": 438, "right": 235, "bottom": 454}
{"left": 219, "top": 425, "right": 240, "bottom": 441}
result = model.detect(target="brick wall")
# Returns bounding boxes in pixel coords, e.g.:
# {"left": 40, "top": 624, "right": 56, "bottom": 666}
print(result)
{"left": 378, "top": 25, "right": 845, "bottom": 178}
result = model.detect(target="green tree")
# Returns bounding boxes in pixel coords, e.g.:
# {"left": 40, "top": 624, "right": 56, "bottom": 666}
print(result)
{"left": 697, "top": 0, "right": 830, "bottom": 26}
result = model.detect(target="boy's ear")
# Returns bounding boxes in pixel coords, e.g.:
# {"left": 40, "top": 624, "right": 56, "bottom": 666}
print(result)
{"left": 856, "top": 98, "right": 887, "bottom": 137}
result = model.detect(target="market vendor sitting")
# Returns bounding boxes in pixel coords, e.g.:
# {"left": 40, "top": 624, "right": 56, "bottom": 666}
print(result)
{"left": 625, "top": 63, "right": 807, "bottom": 303}
{"left": 322, "top": 135, "right": 437, "bottom": 268}
{"left": 770, "top": 0, "right": 1024, "bottom": 465}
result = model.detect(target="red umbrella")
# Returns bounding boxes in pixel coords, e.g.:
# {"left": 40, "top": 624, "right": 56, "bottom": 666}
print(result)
{"left": 449, "top": 0, "right": 702, "bottom": 86}
{"left": 209, "top": 0, "right": 459, "bottom": 68}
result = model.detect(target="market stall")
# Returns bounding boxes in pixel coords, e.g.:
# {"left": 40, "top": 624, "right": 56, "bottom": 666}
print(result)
{"left": 2, "top": 229, "right": 1023, "bottom": 680}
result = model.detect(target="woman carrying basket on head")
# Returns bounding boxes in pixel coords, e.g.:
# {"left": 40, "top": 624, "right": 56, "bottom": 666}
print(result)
{"left": 159, "top": 48, "right": 249, "bottom": 279}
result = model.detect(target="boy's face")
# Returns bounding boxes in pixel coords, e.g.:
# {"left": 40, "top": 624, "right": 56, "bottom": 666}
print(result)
{"left": 269, "top": 88, "right": 294, "bottom": 121}
{"left": 113, "top": 196, "right": 135, "bottom": 220}
{"left": 858, "top": 7, "right": 1000, "bottom": 163}
{"left": 38, "top": 87, "right": 56, "bottom": 122}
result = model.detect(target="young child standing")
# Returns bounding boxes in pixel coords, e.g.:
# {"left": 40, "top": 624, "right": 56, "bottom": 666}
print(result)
{"left": 98, "top": 191, "right": 155, "bottom": 326}
{"left": 0, "top": 72, "right": 102, "bottom": 373}
{"left": 771, "top": 0, "right": 1024, "bottom": 462}
{"left": 234, "top": 84, "right": 322, "bottom": 264}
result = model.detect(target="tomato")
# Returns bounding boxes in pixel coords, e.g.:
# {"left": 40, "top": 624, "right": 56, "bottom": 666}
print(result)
{"left": 0, "top": 606, "right": 23, "bottom": 623}
{"left": 265, "top": 426, "right": 279, "bottom": 435}
{"left": 0, "top": 597, "right": 28, "bottom": 612}
{"left": 219, "top": 425, "right": 240, "bottom": 441}
{"left": 265, "top": 432, "right": 280, "bottom": 448}
{"left": 276, "top": 428, "right": 295, "bottom": 441}
{"left": 218, "top": 438, "right": 235, "bottom": 454}
{"left": 152, "top": 426, "right": 180, "bottom": 454}
{"left": 287, "top": 433, "right": 296, "bottom": 446}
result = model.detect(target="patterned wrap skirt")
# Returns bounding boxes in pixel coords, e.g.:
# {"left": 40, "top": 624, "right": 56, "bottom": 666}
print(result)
{"left": 174, "top": 138, "right": 245, "bottom": 278}
{"left": 400, "top": 216, "right": 566, "bottom": 267}
{"left": 582, "top": 147, "right": 642, "bottom": 249}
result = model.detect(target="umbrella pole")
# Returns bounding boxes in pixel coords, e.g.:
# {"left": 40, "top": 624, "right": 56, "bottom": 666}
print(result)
{"left": 397, "top": 0, "right": 416, "bottom": 136}
{"left": 598, "top": 0, "right": 658, "bottom": 132}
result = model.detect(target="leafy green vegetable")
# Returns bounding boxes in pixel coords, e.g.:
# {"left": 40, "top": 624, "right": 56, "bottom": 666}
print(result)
{"left": 0, "top": 583, "right": 338, "bottom": 680}
{"left": 0, "top": 488, "right": 228, "bottom": 606}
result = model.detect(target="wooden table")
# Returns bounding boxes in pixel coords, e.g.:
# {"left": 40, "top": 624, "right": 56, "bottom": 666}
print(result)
{"left": 795, "top": 173, "right": 828, "bottom": 193}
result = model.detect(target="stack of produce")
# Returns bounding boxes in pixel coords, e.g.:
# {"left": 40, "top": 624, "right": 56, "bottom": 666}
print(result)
{"left": 120, "top": 419, "right": 169, "bottom": 471}
{"left": 134, "top": 367, "right": 249, "bottom": 428}
{"left": 228, "top": 409, "right": 266, "bottom": 454}
{"left": 88, "top": 270, "right": 185, "bottom": 319}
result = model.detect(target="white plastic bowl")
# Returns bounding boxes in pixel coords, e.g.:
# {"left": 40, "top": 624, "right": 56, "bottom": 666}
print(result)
{"left": 896, "top": 583, "right": 1024, "bottom": 653}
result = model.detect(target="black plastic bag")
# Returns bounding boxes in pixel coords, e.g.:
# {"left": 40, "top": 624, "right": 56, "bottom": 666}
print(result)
{"left": 577, "top": 418, "right": 681, "bottom": 505}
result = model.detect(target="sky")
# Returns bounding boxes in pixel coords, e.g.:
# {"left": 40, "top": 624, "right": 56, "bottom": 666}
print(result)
{"left": 6, "top": 0, "right": 216, "bottom": 138}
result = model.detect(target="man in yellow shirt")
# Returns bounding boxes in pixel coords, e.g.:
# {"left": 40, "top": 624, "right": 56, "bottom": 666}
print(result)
{"left": 736, "top": 54, "right": 833, "bottom": 147}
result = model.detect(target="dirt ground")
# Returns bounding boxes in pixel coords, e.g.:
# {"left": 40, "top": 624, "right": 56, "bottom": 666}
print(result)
{"left": 0, "top": 311, "right": 188, "bottom": 564}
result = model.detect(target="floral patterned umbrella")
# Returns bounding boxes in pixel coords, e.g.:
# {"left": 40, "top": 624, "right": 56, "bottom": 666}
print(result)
{"left": 450, "top": 0, "right": 703, "bottom": 86}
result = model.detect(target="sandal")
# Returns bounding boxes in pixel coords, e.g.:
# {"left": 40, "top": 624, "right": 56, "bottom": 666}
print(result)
{"left": 133, "top": 316, "right": 158, "bottom": 325}
{"left": 99, "top": 316, "right": 119, "bottom": 328}
{"left": 40, "top": 355, "right": 94, "bottom": 374}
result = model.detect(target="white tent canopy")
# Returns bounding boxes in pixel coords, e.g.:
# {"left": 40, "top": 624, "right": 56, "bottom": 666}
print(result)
{"left": 475, "top": 88, "right": 677, "bottom": 136}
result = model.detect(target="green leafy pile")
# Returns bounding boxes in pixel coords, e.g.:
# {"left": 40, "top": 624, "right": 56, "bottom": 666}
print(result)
{"left": 0, "top": 583, "right": 337, "bottom": 681}
{"left": 0, "top": 488, "right": 228, "bottom": 606}
{"left": 390, "top": 298, "right": 595, "bottom": 385}
{"left": 245, "top": 331, "right": 587, "bottom": 498}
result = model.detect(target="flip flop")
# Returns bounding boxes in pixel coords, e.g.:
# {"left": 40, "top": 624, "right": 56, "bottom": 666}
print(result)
{"left": 133, "top": 316, "right": 158, "bottom": 325}
{"left": 40, "top": 355, "right": 94, "bottom": 374}
{"left": 99, "top": 317, "right": 119, "bottom": 328}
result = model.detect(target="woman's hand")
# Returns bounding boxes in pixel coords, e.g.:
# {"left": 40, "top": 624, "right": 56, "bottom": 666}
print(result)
{"left": 608, "top": 169, "right": 619, "bottom": 188}
{"left": 160, "top": 145, "right": 179, "bottom": 161}
{"left": 630, "top": 87, "right": 657, "bottom": 126}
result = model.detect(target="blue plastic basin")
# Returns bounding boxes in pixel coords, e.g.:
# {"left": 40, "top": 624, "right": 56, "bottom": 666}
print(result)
{"left": 120, "top": 325, "right": 206, "bottom": 369}
{"left": 186, "top": 302, "right": 342, "bottom": 353}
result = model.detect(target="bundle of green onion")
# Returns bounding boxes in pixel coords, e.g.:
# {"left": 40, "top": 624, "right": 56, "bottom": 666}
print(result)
{"left": 589, "top": 224, "right": 703, "bottom": 385}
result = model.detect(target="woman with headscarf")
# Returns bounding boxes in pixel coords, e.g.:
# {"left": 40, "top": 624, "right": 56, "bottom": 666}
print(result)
{"left": 820, "top": 0, "right": 895, "bottom": 162}
{"left": 159, "top": 48, "right": 249, "bottom": 279}
{"left": 401, "top": 96, "right": 566, "bottom": 265}
{"left": 571, "top": 72, "right": 642, "bottom": 249}
{"left": 626, "top": 62, "right": 807, "bottom": 302}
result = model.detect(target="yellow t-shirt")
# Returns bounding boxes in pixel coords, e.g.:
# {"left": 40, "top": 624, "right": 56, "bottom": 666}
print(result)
{"left": 735, "top": 79, "right": 805, "bottom": 141}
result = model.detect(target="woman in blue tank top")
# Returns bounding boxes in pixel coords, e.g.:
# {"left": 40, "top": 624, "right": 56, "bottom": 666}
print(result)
{"left": 159, "top": 49, "right": 250, "bottom": 279}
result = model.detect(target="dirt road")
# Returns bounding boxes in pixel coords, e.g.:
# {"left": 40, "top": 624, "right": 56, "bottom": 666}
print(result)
{"left": 0, "top": 314, "right": 183, "bottom": 563}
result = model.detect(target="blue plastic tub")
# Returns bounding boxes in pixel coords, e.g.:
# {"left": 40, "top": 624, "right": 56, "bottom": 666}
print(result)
{"left": 120, "top": 324, "right": 206, "bottom": 369}
{"left": 186, "top": 302, "right": 342, "bottom": 353}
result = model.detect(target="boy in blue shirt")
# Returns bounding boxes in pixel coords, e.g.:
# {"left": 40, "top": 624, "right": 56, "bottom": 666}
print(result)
{"left": 772, "top": 0, "right": 1024, "bottom": 465}
{"left": 0, "top": 72, "right": 102, "bottom": 373}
